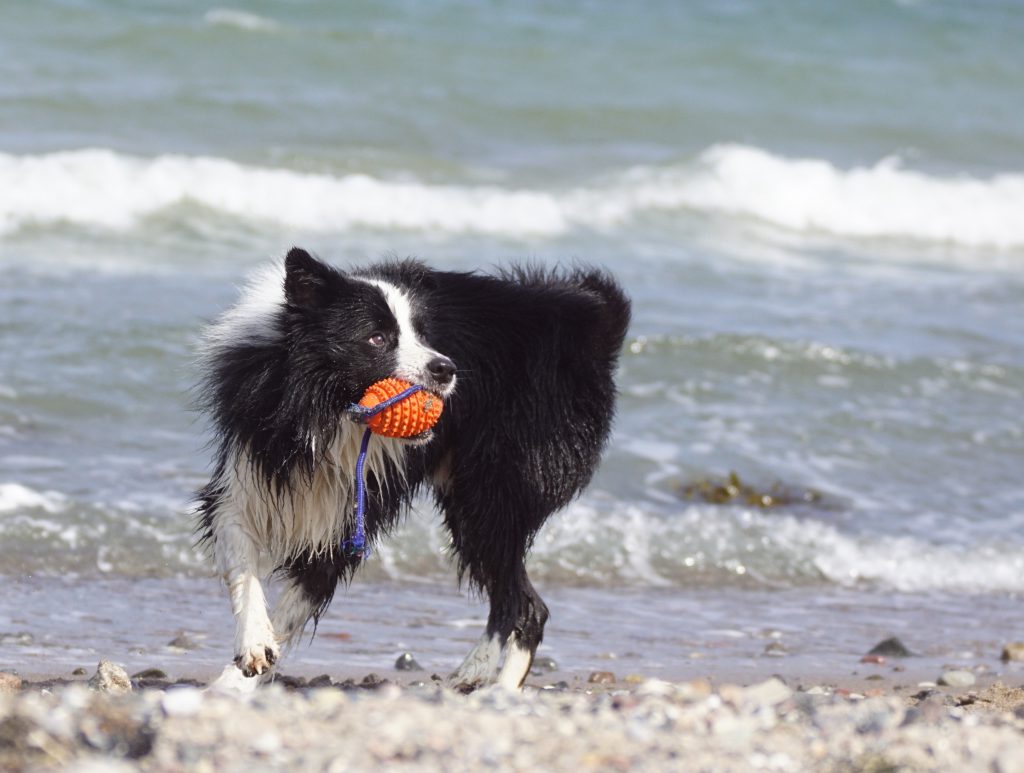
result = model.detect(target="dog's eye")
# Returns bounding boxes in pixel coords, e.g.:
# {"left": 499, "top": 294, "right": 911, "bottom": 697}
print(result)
{"left": 368, "top": 332, "right": 387, "bottom": 348}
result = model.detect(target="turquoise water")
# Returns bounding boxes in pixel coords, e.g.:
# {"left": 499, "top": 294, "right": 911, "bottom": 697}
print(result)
{"left": 1, "top": 1, "right": 1023, "bottom": 674}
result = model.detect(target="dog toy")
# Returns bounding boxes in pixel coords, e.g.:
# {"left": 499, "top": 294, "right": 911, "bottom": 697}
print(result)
{"left": 343, "top": 379, "right": 444, "bottom": 559}
{"left": 355, "top": 377, "right": 443, "bottom": 438}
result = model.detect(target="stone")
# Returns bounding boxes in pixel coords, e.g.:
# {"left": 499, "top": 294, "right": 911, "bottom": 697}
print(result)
{"left": 867, "top": 637, "right": 914, "bottom": 658}
{"left": 587, "top": 671, "right": 616, "bottom": 685}
{"left": 395, "top": 652, "right": 423, "bottom": 671}
{"left": 938, "top": 670, "right": 976, "bottom": 688}
{"left": 162, "top": 687, "right": 204, "bottom": 717}
{"left": 531, "top": 656, "right": 558, "bottom": 674}
{"left": 88, "top": 661, "right": 132, "bottom": 694}
{"left": 72, "top": 667, "right": 87, "bottom": 676}
{"left": 1000, "top": 642, "right": 1024, "bottom": 662}
{"left": 743, "top": 677, "right": 792, "bottom": 706}
{"left": 0, "top": 672, "right": 23, "bottom": 693}
{"left": 308, "top": 674, "right": 333, "bottom": 688}
{"left": 167, "top": 632, "right": 200, "bottom": 651}
{"left": 131, "top": 668, "right": 168, "bottom": 680}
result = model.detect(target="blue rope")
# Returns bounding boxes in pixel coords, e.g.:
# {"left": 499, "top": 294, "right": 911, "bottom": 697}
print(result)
{"left": 342, "top": 384, "right": 423, "bottom": 560}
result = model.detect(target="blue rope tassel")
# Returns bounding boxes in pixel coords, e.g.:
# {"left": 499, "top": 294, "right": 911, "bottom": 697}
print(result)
{"left": 342, "top": 383, "right": 423, "bottom": 560}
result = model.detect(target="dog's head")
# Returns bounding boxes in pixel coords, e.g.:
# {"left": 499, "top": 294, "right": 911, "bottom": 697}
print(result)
{"left": 282, "top": 248, "right": 457, "bottom": 412}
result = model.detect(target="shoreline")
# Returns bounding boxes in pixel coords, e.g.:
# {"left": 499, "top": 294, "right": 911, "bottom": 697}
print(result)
{"left": 2, "top": 666, "right": 1023, "bottom": 771}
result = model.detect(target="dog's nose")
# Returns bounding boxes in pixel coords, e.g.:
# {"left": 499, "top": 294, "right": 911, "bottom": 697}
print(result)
{"left": 427, "top": 355, "right": 456, "bottom": 383}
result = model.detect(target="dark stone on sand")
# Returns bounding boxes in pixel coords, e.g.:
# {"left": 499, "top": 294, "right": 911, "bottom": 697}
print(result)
{"left": 395, "top": 652, "right": 423, "bottom": 671}
{"left": 131, "top": 668, "right": 168, "bottom": 680}
{"left": 71, "top": 668, "right": 87, "bottom": 677}
{"left": 166, "top": 632, "right": 200, "bottom": 651}
{"left": 273, "top": 675, "right": 307, "bottom": 690}
{"left": 360, "top": 673, "right": 388, "bottom": 689}
{"left": 588, "top": 671, "right": 616, "bottom": 685}
{"left": 308, "top": 674, "right": 333, "bottom": 688}
{"left": 867, "top": 637, "right": 914, "bottom": 658}
{"left": 531, "top": 656, "right": 558, "bottom": 674}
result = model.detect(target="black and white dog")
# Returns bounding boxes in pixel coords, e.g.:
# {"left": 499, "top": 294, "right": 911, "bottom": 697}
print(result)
{"left": 196, "top": 248, "right": 629, "bottom": 690}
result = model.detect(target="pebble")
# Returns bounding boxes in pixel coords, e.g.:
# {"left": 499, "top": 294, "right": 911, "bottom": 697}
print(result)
{"left": 131, "top": 668, "right": 168, "bottom": 680}
{"left": 162, "top": 688, "right": 204, "bottom": 717}
{"left": 588, "top": 671, "right": 616, "bottom": 685}
{"left": 938, "top": 670, "right": 976, "bottom": 688}
{"left": 1000, "top": 642, "right": 1024, "bottom": 662}
{"left": 88, "top": 661, "right": 132, "bottom": 694}
{"left": 166, "top": 632, "right": 200, "bottom": 651}
{"left": 531, "top": 656, "right": 558, "bottom": 674}
{"left": 742, "top": 678, "right": 792, "bottom": 706}
{"left": 395, "top": 652, "right": 423, "bottom": 671}
{"left": 0, "top": 672, "right": 23, "bottom": 693}
{"left": 867, "top": 637, "right": 914, "bottom": 658}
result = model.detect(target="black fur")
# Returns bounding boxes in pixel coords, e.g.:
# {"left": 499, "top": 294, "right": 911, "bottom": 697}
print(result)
{"left": 196, "top": 248, "right": 630, "bottom": 683}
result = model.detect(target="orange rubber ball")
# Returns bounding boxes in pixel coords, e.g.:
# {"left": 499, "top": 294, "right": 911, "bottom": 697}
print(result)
{"left": 358, "top": 378, "right": 443, "bottom": 438}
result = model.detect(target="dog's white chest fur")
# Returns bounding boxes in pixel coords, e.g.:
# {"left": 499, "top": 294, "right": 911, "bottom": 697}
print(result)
{"left": 218, "top": 426, "right": 406, "bottom": 569}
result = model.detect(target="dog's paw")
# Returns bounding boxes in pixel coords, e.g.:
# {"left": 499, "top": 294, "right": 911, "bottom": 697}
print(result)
{"left": 234, "top": 642, "right": 279, "bottom": 678}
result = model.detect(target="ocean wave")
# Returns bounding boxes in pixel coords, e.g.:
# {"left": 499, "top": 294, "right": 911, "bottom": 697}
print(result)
{"left": 203, "top": 9, "right": 281, "bottom": 32}
{"left": 0, "top": 483, "right": 1021, "bottom": 593}
{"left": 1, "top": 147, "right": 1022, "bottom": 247}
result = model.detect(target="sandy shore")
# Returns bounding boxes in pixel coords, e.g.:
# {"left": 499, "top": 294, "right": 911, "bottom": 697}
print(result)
{"left": 2, "top": 665, "right": 1023, "bottom": 772}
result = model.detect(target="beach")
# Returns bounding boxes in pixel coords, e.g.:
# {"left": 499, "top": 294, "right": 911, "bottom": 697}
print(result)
{"left": 2, "top": 1, "right": 1023, "bottom": 769}
{"left": 3, "top": 665, "right": 1024, "bottom": 771}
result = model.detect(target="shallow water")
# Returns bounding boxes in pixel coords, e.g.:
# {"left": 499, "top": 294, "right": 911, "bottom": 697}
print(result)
{"left": 1, "top": 0, "right": 1023, "bottom": 675}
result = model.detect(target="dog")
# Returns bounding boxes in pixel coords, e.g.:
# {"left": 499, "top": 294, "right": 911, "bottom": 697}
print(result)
{"left": 195, "top": 248, "right": 630, "bottom": 690}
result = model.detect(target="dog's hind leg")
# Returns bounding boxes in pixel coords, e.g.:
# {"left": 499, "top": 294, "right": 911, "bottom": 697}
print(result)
{"left": 448, "top": 561, "right": 549, "bottom": 691}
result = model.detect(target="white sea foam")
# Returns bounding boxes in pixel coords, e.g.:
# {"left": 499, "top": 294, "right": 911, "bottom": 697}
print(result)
{"left": 2, "top": 147, "right": 1022, "bottom": 248}
{"left": 204, "top": 9, "right": 281, "bottom": 32}
{"left": 0, "top": 482, "right": 67, "bottom": 514}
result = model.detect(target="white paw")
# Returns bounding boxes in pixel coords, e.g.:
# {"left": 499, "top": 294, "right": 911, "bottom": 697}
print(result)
{"left": 234, "top": 640, "right": 279, "bottom": 677}
{"left": 207, "top": 664, "right": 260, "bottom": 694}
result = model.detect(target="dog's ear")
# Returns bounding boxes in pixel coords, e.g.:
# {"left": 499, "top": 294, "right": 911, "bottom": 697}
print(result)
{"left": 284, "top": 247, "right": 334, "bottom": 309}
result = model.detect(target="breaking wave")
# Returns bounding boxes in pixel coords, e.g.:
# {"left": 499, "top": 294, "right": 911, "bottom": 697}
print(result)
{"left": 2, "top": 146, "right": 1022, "bottom": 248}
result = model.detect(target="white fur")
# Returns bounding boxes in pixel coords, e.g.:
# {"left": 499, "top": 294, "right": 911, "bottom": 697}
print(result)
{"left": 360, "top": 277, "right": 457, "bottom": 395}
{"left": 497, "top": 635, "right": 534, "bottom": 691}
{"left": 449, "top": 633, "right": 505, "bottom": 687}
{"left": 200, "top": 261, "right": 285, "bottom": 360}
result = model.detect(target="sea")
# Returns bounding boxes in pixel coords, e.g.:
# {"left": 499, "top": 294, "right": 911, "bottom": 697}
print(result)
{"left": 1, "top": 0, "right": 1022, "bottom": 684}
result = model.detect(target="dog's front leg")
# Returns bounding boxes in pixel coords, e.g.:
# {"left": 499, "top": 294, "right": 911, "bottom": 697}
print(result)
{"left": 215, "top": 520, "right": 280, "bottom": 677}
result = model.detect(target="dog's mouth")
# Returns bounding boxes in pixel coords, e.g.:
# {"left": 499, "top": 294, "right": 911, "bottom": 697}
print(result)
{"left": 402, "top": 429, "right": 435, "bottom": 446}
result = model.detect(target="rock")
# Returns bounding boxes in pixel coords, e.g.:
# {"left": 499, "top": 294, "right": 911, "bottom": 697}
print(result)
{"left": 308, "top": 674, "right": 333, "bottom": 688}
{"left": 88, "top": 661, "right": 132, "bottom": 694}
{"left": 623, "top": 674, "right": 646, "bottom": 685}
{"left": 162, "top": 687, "right": 203, "bottom": 717}
{"left": 72, "top": 667, "right": 87, "bottom": 676}
{"left": 131, "top": 668, "right": 168, "bottom": 680}
{"left": 587, "top": 671, "right": 616, "bottom": 685}
{"left": 167, "top": 632, "right": 199, "bottom": 651}
{"left": 860, "top": 654, "right": 886, "bottom": 665}
{"left": 395, "top": 652, "right": 423, "bottom": 671}
{"left": 743, "top": 677, "right": 792, "bottom": 706}
{"left": 938, "top": 670, "right": 976, "bottom": 688}
{"left": 0, "top": 672, "right": 23, "bottom": 693}
{"left": 360, "top": 673, "right": 387, "bottom": 689}
{"left": 1001, "top": 642, "right": 1024, "bottom": 662}
{"left": 763, "top": 641, "right": 788, "bottom": 657}
{"left": 867, "top": 637, "right": 914, "bottom": 658}
{"left": 531, "top": 656, "right": 558, "bottom": 674}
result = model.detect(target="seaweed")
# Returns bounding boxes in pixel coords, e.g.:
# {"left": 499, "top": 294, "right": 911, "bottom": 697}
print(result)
{"left": 677, "top": 471, "right": 828, "bottom": 509}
